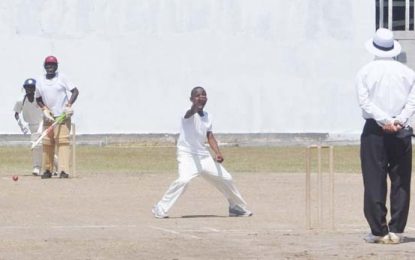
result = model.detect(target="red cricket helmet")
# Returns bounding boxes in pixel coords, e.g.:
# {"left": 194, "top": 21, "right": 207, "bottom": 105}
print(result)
{"left": 44, "top": 55, "right": 58, "bottom": 64}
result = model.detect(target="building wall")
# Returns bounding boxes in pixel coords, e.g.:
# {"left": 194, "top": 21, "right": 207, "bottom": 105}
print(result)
{"left": 1, "top": 0, "right": 374, "bottom": 134}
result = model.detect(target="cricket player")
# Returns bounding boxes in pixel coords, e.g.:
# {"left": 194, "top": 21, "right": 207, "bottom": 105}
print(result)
{"left": 356, "top": 28, "right": 415, "bottom": 244}
{"left": 13, "top": 78, "right": 43, "bottom": 176}
{"left": 152, "top": 86, "right": 252, "bottom": 218}
{"left": 35, "top": 56, "right": 79, "bottom": 179}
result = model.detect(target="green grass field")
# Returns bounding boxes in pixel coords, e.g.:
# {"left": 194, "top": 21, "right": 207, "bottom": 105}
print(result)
{"left": 0, "top": 145, "right": 363, "bottom": 175}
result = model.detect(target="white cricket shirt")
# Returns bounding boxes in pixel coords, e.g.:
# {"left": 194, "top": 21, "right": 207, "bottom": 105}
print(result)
{"left": 356, "top": 57, "right": 415, "bottom": 126}
{"left": 177, "top": 111, "right": 213, "bottom": 156}
{"left": 35, "top": 72, "right": 75, "bottom": 116}
{"left": 13, "top": 98, "right": 42, "bottom": 126}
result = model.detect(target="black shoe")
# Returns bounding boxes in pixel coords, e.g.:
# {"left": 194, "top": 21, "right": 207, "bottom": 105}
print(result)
{"left": 41, "top": 170, "right": 52, "bottom": 179}
{"left": 59, "top": 171, "right": 69, "bottom": 178}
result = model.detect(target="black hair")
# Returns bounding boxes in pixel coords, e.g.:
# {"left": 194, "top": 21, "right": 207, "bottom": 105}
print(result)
{"left": 190, "top": 86, "right": 205, "bottom": 97}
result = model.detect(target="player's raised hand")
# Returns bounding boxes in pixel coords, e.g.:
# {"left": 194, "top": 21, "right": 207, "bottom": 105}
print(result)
{"left": 184, "top": 104, "right": 199, "bottom": 118}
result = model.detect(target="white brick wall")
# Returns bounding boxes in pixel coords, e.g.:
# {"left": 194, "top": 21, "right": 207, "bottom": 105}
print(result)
{"left": 1, "top": 0, "right": 373, "bottom": 135}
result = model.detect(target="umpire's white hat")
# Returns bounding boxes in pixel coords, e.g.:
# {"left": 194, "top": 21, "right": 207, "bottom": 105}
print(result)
{"left": 365, "top": 28, "right": 401, "bottom": 58}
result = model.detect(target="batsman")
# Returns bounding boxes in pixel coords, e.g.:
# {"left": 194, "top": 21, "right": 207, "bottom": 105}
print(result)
{"left": 35, "top": 56, "right": 79, "bottom": 179}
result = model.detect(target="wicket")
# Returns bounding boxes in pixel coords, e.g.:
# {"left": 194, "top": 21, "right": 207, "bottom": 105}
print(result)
{"left": 305, "top": 145, "right": 334, "bottom": 230}
{"left": 71, "top": 123, "right": 76, "bottom": 177}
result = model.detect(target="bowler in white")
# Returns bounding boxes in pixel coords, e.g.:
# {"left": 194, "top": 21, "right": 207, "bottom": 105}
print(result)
{"left": 152, "top": 87, "right": 252, "bottom": 218}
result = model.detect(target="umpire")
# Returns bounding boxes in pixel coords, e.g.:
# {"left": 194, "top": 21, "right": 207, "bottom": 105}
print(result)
{"left": 356, "top": 28, "right": 415, "bottom": 244}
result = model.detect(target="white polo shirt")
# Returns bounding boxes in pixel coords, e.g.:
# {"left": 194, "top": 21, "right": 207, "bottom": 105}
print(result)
{"left": 13, "top": 98, "right": 42, "bottom": 126}
{"left": 35, "top": 72, "right": 75, "bottom": 116}
{"left": 177, "top": 111, "right": 213, "bottom": 156}
{"left": 356, "top": 57, "right": 415, "bottom": 126}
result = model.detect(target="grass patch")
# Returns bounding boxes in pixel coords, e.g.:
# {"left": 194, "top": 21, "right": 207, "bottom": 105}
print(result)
{"left": 0, "top": 145, "right": 364, "bottom": 175}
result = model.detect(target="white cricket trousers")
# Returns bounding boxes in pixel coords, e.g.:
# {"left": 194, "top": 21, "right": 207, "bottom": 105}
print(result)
{"left": 156, "top": 151, "right": 248, "bottom": 214}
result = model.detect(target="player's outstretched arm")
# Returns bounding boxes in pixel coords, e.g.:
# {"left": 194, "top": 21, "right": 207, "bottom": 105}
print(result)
{"left": 184, "top": 109, "right": 195, "bottom": 119}
{"left": 207, "top": 131, "right": 224, "bottom": 163}
{"left": 184, "top": 104, "right": 199, "bottom": 119}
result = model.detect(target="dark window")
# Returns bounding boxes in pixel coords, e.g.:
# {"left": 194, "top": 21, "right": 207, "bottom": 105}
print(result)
{"left": 376, "top": 0, "right": 414, "bottom": 30}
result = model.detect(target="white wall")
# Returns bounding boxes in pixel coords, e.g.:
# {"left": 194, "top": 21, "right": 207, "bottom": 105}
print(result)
{"left": 1, "top": 0, "right": 374, "bottom": 134}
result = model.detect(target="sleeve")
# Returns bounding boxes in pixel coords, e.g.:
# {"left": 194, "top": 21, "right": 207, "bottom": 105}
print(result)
{"left": 396, "top": 72, "right": 415, "bottom": 125}
{"left": 13, "top": 101, "right": 23, "bottom": 113}
{"left": 61, "top": 73, "right": 76, "bottom": 91}
{"left": 356, "top": 70, "right": 393, "bottom": 126}
{"left": 206, "top": 112, "right": 213, "bottom": 132}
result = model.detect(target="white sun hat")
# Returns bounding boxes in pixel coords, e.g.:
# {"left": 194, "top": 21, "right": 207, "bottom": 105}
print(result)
{"left": 365, "top": 28, "right": 401, "bottom": 58}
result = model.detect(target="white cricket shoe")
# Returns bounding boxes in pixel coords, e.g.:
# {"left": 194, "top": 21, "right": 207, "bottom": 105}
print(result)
{"left": 152, "top": 205, "right": 168, "bottom": 219}
{"left": 363, "top": 233, "right": 392, "bottom": 244}
{"left": 389, "top": 232, "right": 403, "bottom": 244}
{"left": 32, "top": 167, "right": 41, "bottom": 176}
{"left": 229, "top": 205, "right": 253, "bottom": 217}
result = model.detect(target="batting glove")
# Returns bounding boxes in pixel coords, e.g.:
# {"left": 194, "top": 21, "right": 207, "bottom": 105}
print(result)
{"left": 21, "top": 125, "right": 29, "bottom": 135}
{"left": 17, "top": 119, "right": 29, "bottom": 135}
{"left": 64, "top": 106, "right": 74, "bottom": 117}
{"left": 43, "top": 108, "right": 55, "bottom": 122}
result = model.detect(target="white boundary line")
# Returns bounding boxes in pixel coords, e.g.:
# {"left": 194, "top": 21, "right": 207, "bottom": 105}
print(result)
{"left": 52, "top": 225, "right": 137, "bottom": 229}
{"left": 149, "top": 226, "right": 201, "bottom": 239}
{"left": 199, "top": 227, "right": 220, "bottom": 232}
{"left": 0, "top": 224, "right": 414, "bottom": 234}
{"left": 0, "top": 225, "right": 138, "bottom": 230}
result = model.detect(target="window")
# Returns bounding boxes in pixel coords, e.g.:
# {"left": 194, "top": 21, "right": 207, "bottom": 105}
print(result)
{"left": 376, "top": 0, "right": 414, "bottom": 30}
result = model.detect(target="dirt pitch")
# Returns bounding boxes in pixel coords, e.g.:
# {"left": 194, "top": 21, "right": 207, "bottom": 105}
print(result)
{"left": 1, "top": 171, "right": 415, "bottom": 259}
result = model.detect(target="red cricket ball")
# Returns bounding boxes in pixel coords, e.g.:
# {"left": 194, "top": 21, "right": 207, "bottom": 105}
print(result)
{"left": 12, "top": 176, "right": 18, "bottom": 181}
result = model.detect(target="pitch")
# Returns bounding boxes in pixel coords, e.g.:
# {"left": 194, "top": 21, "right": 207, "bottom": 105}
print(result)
{"left": 0, "top": 146, "right": 414, "bottom": 259}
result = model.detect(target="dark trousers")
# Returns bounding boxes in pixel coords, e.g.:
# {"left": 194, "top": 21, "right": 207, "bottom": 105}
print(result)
{"left": 360, "top": 119, "right": 412, "bottom": 236}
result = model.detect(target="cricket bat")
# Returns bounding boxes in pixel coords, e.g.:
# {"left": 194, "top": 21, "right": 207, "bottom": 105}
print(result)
{"left": 31, "top": 113, "right": 66, "bottom": 150}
